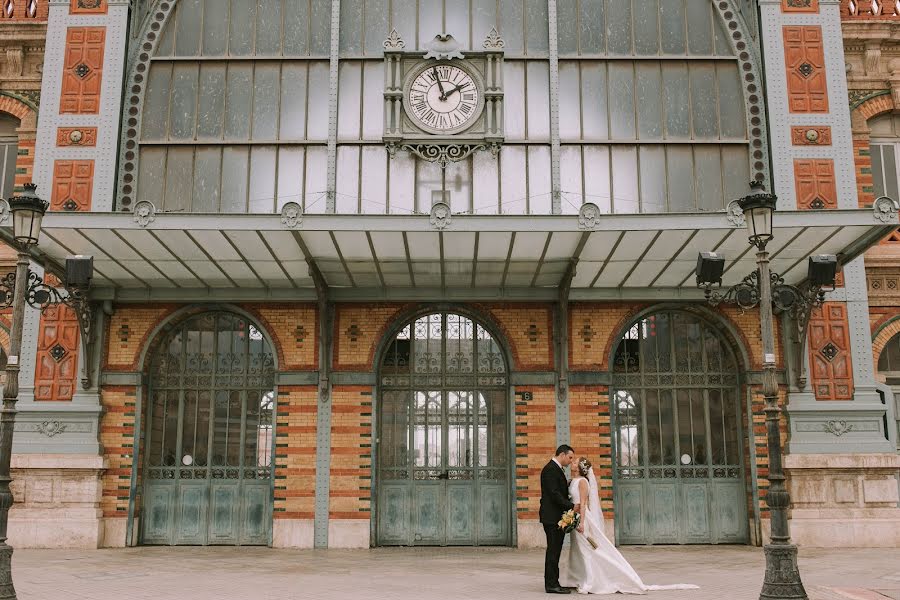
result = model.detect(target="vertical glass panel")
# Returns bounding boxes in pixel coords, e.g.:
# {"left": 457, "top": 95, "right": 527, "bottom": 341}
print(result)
{"left": 170, "top": 64, "right": 199, "bottom": 140}
{"left": 253, "top": 64, "right": 281, "bottom": 140}
{"left": 249, "top": 146, "right": 277, "bottom": 213}
{"left": 336, "top": 146, "right": 361, "bottom": 213}
{"left": 504, "top": 62, "right": 526, "bottom": 139}
{"left": 448, "top": 391, "right": 474, "bottom": 467}
{"left": 338, "top": 62, "right": 362, "bottom": 140}
{"left": 339, "top": 0, "right": 363, "bottom": 54}
{"left": 611, "top": 146, "right": 638, "bottom": 213}
{"left": 695, "top": 147, "right": 724, "bottom": 211}
{"left": 446, "top": 0, "right": 471, "bottom": 50}
{"left": 635, "top": 63, "right": 662, "bottom": 140}
{"left": 256, "top": 0, "right": 284, "bottom": 55}
{"left": 722, "top": 146, "right": 750, "bottom": 202}
{"left": 182, "top": 390, "right": 198, "bottom": 465}
{"left": 472, "top": 0, "right": 498, "bottom": 49}
{"left": 472, "top": 151, "right": 499, "bottom": 214}
{"left": 137, "top": 147, "right": 167, "bottom": 207}
{"left": 608, "top": 63, "right": 635, "bottom": 139}
{"left": 414, "top": 391, "right": 442, "bottom": 467}
{"left": 526, "top": 62, "right": 550, "bottom": 139}
{"left": 389, "top": 150, "right": 416, "bottom": 214}
{"left": 444, "top": 157, "right": 472, "bottom": 214}
{"left": 500, "top": 146, "right": 527, "bottom": 214}
{"left": 883, "top": 145, "right": 899, "bottom": 202}
{"left": 691, "top": 390, "right": 707, "bottom": 465}
{"left": 224, "top": 64, "right": 253, "bottom": 140}
{"left": 557, "top": 0, "right": 578, "bottom": 56}
{"left": 581, "top": 0, "right": 606, "bottom": 54}
{"left": 559, "top": 145, "right": 584, "bottom": 214}
{"left": 156, "top": 9, "right": 176, "bottom": 56}
{"left": 659, "top": 0, "right": 687, "bottom": 55}
{"left": 616, "top": 391, "right": 640, "bottom": 467}
{"left": 228, "top": 0, "right": 257, "bottom": 56}
{"left": 143, "top": 64, "right": 172, "bottom": 140}
{"left": 633, "top": 0, "right": 659, "bottom": 55}
{"left": 676, "top": 390, "right": 692, "bottom": 463}
{"left": 307, "top": 62, "right": 331, "bottom": 140}
{"left": 717, "top": 64, "right": 745, "bottom": 139}
{"left": 659, "top": 389, "right": 676, "bottom": 464}
{"left": 415, "top": 158, "right": 443, "bottom": 213}
{"left": 195, "top": 390, "right": 211, "bottom": 467}
{"left": 362, "top": 62, "right": 385, "bottom": 139}
{"left": 500, "top": 0, "right": 525, "bottom": 54}
{"left": 686, "top": 0, "right": 713, "bottom": 56}
{"left": 283, "top": 0, "right": 310, "bottom": 55}
{"left": 192, "top": 146, "right": 222, "bottom": 212}
{"left": 221, "top": 146, "right": 250, "bottom": 212}
{"left": 304, "top": 146, "right": 328, "bottom": 212}
{"left": 310, "top": 0, "right": 332, "bottom": 55}
{"left": 418, "top": 0, "right": 442, "bottom": 50}
{"left": 690, "top": 63, "right": 718, "bottom": 139}
{"left": 581, "top": 62, "right": 608, "bottom": 139}
{"left": 175, "top": 0, "right": 202, "bottom": 56}
{"left": 280, "top": 63, "right": 308, "bottom": 139}
{"left": 277, "top": 147, "right": 305, "bottom": 209}
{"left": 163, "top": 147, "right": 194, "bottom": 211}
{"left": 583, "top": 145, "right": 611, "bottom": 212}
{"left": 872, "top": 146, "right": 886, "bottom": 199}
{"left": 201, "top": 0, "right": 228, "bottom": 55}
{"left": 197, "top": 64, "right": 226, "bottom": 139}
{"left": 392, "top": 0, "right": 417, "bottom": 50}
{"left": 525, "top": 0, "right": 549, "bottom": 54}
{"left": 709, "top": 388, "right": 725, "bottom": 464}
{"left": 361, "top": 146, "right": 388, "bottom": 214}
{"left": 662, "top": 63, "right": 690, "bottom": 138}
{"left": 723, "top": 390, "right": 740, "bottom": 465}
{"left": 484, "top": 390, "right": 507, "bottom": 468}
{"left": 527, "top": 146, "right": 552, "bottom": 214}
{"left": 365, "top": 0, "right": 391, "bottom": 55}
{"left": 666, "top": 146, "right": 695, "bottom": 211}
{"left": 227, "top": 391, "right": 243, "bottom": 466}
{"left": 645, "top": 389, "right": 661, "bottom": 465}
{"left": 381, "top": 391, "right": 410, "bottom": 468}
{"left": 606, "top": 0, "right": 632, "bottom": 55}
{"left": 244, "top": 390, "right": 261, "bottom": 466}
{"left": 638, "top": 146, "right": 666, "bottom": 213}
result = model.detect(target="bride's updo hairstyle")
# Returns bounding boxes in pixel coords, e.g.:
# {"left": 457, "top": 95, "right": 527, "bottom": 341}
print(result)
{"left": 577, "top": 457, "right": 592, "bottom": 477}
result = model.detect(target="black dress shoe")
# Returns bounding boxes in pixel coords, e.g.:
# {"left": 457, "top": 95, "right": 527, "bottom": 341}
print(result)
{"left": 545, "top": 586, "right": 572, "bottom": 594}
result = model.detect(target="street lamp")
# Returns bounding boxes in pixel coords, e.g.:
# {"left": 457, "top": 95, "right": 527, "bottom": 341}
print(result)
{"left": 697, "top": 181, "right": 836, "bottom": 600}
{"left": 0, "top": 183, "right": 47, "bottom": 600}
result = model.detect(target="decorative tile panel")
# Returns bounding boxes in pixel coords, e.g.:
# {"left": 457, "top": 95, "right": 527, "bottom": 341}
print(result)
{"left": 782, "top": 0, "right": 818, "bottom": 12}
{"left": 784, "top": 26, "right": 828, "bottom": 113}
{"left": 56, "top": 127, "right": 97, "bottom": 147}
{"left": 808, "top": 303, "right": 854, "bottom": 401}
{"left": 34, "top": 275, "right": 79, "bottom": 402}
{"left": 50, "top": 160, "right": 94, "bottom": 211}
{"left": 794, "top": 159, "right": 836, "bottom": 210}
{"left": 70, "top": 0, "right": 107, "bottom": 14}
{"left": 60, "top": 27, "right": 105, "bottom": 114}
{"left": 791, "top": 126, "right": 831, "bottom": 145}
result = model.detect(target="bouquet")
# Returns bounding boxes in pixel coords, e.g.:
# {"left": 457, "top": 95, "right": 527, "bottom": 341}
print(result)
{"left": 557, "top": 509, "right": 581, "bottom": 533}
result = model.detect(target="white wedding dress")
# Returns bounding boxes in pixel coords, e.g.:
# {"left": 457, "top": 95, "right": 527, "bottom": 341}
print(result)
{"left": 559, "top": 468, "right": 698, "bottom": 595}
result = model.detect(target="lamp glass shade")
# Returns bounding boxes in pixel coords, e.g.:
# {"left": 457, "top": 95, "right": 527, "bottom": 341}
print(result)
{"left": 737, "top": 184, "right": 777, "bottom": 247}
{"left": 8, "top": 184, "right": 48, "bottom": 246}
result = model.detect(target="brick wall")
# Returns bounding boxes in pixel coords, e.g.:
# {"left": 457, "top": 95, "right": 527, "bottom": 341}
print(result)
{"left": 329, "top": 386, "right": 373, "bottom": 520}
{"left": 514, "top": 386, "right": 555, "bottom": 521}
{"left": 99, "top": 385, "right": 136, "bottom": 519}
{"left": 569, "top": 386, "right": 613, "bottom": 516}
{"left": 273, "top": 386, "right": 317, "bottom": 520}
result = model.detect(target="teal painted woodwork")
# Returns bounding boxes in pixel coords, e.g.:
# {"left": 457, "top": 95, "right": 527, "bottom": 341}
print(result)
{"left": 376, "top": 313, "right": 512, "bottom": 546}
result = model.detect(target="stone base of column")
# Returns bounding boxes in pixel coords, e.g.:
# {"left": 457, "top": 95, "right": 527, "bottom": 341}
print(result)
{"left": 8, "top": 454, "right": 107, "bottom": 549}
{"left": 326, "top": 519, "right": 370, "bottom": 548}
{"left": 784, "top": 453, "right": 900, "bottom": 548}
{"left": 272, "top": 519, "right": 315, "bottom": 548}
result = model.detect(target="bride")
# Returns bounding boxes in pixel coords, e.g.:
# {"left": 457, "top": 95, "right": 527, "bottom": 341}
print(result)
{"left": 559, "top": 458, "right": 699, "bottom": 595}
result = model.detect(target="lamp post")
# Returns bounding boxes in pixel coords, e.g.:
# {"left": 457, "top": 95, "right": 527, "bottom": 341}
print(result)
{"left": 0, "top": 183, "right": 47, "bottom": 600}
{"left": 697, "top": 182, "right": 830, "bottom": 600}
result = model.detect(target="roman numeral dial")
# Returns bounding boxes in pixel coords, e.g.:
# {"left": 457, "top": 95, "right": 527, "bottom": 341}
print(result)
{"left": 407, "top": 63, "right": 480, "bottom": 133}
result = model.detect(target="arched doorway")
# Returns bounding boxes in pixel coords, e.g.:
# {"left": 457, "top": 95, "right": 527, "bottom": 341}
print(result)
{"left": 611, "top": 310, "right": 749, "bottom": 545}
{"left": 376, "top": 312, "right": 512, "bottom": 546}
{"left": 140, "top": 311, "right": 276, "bottom": 546}
{"left": 876, "top": 329, "right": 900, "bottom": 447}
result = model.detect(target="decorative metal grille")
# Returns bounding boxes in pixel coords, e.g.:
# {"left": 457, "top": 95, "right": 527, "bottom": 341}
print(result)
{"left": 145, "top": 312, "right": 276, "bottom": 483}
{"left": 612, "top": 311, "right": 744, "bottom": 482}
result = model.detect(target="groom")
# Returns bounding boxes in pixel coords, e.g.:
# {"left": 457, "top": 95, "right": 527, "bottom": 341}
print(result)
{"left": 540, "top": 444, "right": 576, "bottom": 594}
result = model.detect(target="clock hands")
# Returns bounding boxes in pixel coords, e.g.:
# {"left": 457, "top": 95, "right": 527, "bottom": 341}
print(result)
{"left": 432, "top": 67, "right": 448, "bottom": 101}
{"left": 441, "top": 81, "right": 469, "bottom": 101}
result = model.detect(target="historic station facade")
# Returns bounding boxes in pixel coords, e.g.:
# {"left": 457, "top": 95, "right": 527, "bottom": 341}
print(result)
{"left": 0, "top": 0, "right": 898, "bottom": 550}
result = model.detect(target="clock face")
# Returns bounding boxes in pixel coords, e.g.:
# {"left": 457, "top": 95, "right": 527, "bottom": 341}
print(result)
{"left": 407, "top": 63, "right": 480, "bottom": 133}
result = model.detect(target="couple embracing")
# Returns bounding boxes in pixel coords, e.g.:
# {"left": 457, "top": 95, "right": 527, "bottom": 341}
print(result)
{"left": 539, "top": 445, "right": 698, "bottom": 595}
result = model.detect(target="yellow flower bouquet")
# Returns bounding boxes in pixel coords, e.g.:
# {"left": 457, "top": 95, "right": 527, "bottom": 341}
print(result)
{"left": 557, "top": 509, "right": 581, "bottom": 533}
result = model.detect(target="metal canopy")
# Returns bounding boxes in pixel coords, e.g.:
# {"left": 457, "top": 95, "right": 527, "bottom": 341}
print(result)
{"left": 3, "top": 209, "right": 895, "bottom": 302}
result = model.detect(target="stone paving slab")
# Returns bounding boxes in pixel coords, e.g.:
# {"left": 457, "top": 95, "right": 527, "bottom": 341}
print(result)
{"left": 10, "top": 546, "right": 900, "bottom": 600}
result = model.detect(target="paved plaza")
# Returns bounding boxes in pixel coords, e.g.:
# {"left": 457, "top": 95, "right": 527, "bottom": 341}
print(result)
{"left": 9, "top": 545, "right": 900, "bottom": 600}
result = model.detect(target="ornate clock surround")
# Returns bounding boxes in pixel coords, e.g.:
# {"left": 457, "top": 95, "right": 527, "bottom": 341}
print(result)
{"left": 383, "top": 30, "right": 505, "bottom": 168}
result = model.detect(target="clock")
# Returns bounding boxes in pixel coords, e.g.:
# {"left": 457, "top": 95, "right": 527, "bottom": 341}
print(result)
{"left": 403, "top": 62, "right": 483, "bottom": 135}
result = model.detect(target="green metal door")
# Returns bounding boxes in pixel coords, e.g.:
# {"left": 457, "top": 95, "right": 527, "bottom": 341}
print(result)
{"left": 376, "top": 313, "right": 511, "bottom": 546}
{"left": 611, "top": 311, "right": 749, "bottom": 545}
{"left": 141, "top": 312, "right": 275, "bottom": 546}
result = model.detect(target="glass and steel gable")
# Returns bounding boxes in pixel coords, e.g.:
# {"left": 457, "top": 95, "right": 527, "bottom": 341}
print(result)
{"left": 121, "top": 0, "right": 763, "bottom": 216}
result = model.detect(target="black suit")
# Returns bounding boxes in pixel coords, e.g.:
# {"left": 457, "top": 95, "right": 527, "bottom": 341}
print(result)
{"left": 539, "top": 459, "right": 574, "bottom": 590}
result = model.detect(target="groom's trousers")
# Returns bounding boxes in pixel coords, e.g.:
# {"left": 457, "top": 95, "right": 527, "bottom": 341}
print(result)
{"left": 543, "top": 523, "right": 566, "bottom": 589}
